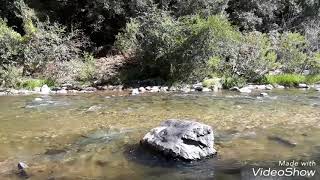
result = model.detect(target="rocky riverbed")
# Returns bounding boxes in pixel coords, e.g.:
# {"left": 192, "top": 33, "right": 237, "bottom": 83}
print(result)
{"left": 0, "top": 89, "right": 319, "bottom": 179}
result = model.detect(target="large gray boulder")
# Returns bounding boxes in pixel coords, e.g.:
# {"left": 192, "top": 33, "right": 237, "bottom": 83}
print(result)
{"left": 141, "top": 119, "right": 216, "bottom": 161}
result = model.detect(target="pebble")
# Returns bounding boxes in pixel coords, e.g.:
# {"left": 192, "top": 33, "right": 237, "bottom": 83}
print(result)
{"left": 131, "top": 88, "right": 139, "bottom": 95}
{"left": 57, "top": 89, "right": 68, "bottom": 94}
{"left": 139, "top": 87, "right": 146, "bottom": 93}
{"left": 150, "top": 86, "right": 160, "bottom": 93}
{"left": 274, "top": 84, "right": 285, "bottom": 89}
{"left": 34, "top": 87, "right": 41, "bottom": 92}
{"left": 202, "top": 87, "right": 212, "bottom": 92}
{"left": 239, "top": 87, "right": 252, "bottom": 93}
{"left": 265, "top": 84, "right": 274, "bottom": 90}
{"left": 40, "top": 85, "right": 51, "bottom": 94}
{"left": 298, "top": 84, "right": 308, "bottom": 88}
{"left": 160, "top": 86, "right": 169, "bottom": 92}
{"left": 169, "top": 86, "right": 177, "bottom": 91}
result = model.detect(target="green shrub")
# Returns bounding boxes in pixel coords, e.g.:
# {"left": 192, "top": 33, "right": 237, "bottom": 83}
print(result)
{"left": 43, "top": 53, "right": 96, "bottom": 85}
{"left": 116, "top": 12, "right": 243, "bottom": 83}
{"left": 77, "top": 53, "right": 96, "bottom": 83}
{"left": 21, "top": 21, "right": 82, "bottom": 75}
{"left": 277, "top": 32, "right": 308, "bottom": 74}
{"left": 115, "top": 18, "right": 140, "bottom": 53}
{"left": 221, "top": 76, "right": 247, "bottom": 89}
{"left": 219, "top": 31, "right": 276, "bottom": 82}
{"left": 177, "top": 15, "right": 242, "bottom": 81}
{"left": 0, "top": 19, "right": 23, "bottom": 69}
{"left": 265, "top": 74, "right": 306, "bottom": 87}
{"left": 202, "top": 77, "right": 222, "bottom": 89}
{"left": 308, "top": 53, "right": 320, "bottom": 74}
{"left": 116, "top": 8, "right": 187, "bottom": 81}
{"left": 7, "top": 0, "right": 84, "bottom": 76}
{"left": 0, "top": 65, "right": 23, "bottom": 88}
{"left": 305, "top": 75, "right": 320, "bottom": 84}
{"left": 159, "top": 0, "right": 228, "bottom": 17}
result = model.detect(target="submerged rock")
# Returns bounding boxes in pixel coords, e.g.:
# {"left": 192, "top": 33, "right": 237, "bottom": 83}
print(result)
{"left": 34, "top": 97, "right": 43, "bottom": 101}
{"left": 86, "top": 105, "right": 102, "bottom": 112}
{"left": 17, "top": 162, "right": 29, "bottom": 178}
{"left": 141, "top": 119, "right": 216, "bottom": 161}
{"left": 268, "top": 136, "right": 297, "bottom": 148}
{"left": 260, "top": 92, "right": 269, "bottom": 97}
{"left": 17, "top": 162, "right": 28, "bottom": 170}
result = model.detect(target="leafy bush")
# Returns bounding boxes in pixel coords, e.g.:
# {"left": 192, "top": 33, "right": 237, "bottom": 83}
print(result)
{"left": 218, "top": 31, "right": 277, "bottom": 82}
{"left": 0, "top": 19, "right": 22, "bottom": 68}
{"left": 202, "top": 77, "right": 222, "bottom": 89}
{"left": 305, "top": 75, "right": 320, "bottom": 84}
{"left": 116, "top": 8, "right": 186, "bottom": 81}
{"left": 221, "top": 76, "right": 247, "bottom": 89}
{"left": 176, "top": 15, "right": 241, "bottom": 82}
{"left": 21, "top": 21, "right": 83, "bottom": 75}
{"left": 78, "top": 53, "right": 96, "bottom": 83}
{"left": 227, "top": 0, "right": 319, "bottom": 33}
{"left": 308, "top": 53, "right": 320, "bottom": 74}
{"left": 0, "top": 65, "right": 23, "bottom": 88}
{"left": 43, "top": 53, "right": 96, "bottom": 85}
{"left": 116, "top": 12, "right": 244, "bottom": 83}
{"left": 277, "top": 32, "right": 308, "bottom": 74}
{"left": 115, "top": 18, "right": 140, "bottom": 53}
{"left": 158, "top": 0, "right": 228, "bottom": 17}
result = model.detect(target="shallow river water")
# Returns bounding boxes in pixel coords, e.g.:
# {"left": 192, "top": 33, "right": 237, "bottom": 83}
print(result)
{"left": 0, "top": 89, "right": 319, "bottom": 179}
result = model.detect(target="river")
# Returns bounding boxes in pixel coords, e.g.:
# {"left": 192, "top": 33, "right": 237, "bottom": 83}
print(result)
{"left": 0, "top": 89, "right": 319, "bottom": 179}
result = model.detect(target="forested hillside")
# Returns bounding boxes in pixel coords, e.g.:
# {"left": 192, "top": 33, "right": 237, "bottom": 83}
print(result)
{"left": 0, "top": 0, "right": 319, "bottom": 88}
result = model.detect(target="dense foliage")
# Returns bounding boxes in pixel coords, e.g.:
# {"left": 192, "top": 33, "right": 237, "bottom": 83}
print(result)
{"left": 0, "top": 0, "right": 319, "bottom": 87}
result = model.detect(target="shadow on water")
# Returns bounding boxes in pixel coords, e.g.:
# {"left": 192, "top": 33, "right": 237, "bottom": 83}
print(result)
{"left": 123, "top": 144, "right": 244, "bottom": 180}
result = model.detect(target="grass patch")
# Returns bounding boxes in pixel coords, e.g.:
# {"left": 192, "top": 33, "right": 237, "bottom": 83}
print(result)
{"left": 19, "top": 79, "right": 55, "bottom": 90}
{"left": 265, "top": 74, "right": 320, "bottom": 86}
{"left": 265, "top": 74, "right": 305, "bottom": 87}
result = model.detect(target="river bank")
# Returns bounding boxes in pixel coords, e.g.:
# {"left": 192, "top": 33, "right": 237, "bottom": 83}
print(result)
{"left": 0, "top": 82, "right": 320, "bottom": 97}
